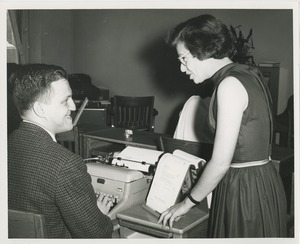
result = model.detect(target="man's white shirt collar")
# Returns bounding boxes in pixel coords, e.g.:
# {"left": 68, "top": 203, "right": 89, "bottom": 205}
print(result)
{"left": 23, "top": 120, "right": 57, "bottom": 142}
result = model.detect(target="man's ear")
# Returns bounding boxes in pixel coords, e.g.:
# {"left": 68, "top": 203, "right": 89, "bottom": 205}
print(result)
{"left": 32, "top": 101, "right": 45, "bottom": 118}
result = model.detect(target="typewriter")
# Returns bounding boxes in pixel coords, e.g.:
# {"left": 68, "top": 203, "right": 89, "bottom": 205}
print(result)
{"left": 86, "top": 162, "right": 151, "bottom": 220}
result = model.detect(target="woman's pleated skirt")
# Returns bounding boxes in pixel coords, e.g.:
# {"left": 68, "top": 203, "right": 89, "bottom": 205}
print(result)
{"left": 207, "top": 162, "right": 287, "bottom": 238}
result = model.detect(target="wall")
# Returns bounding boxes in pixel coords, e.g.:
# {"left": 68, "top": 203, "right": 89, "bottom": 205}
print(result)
{"left": 28, "top": 10, "right": 74, "bottom": 73}
{"left": 27, "top": 9, "right": 294, "bottom": 134}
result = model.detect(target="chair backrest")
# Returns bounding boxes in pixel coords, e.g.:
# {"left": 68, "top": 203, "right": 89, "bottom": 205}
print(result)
{"left": 158, "top": 136, "right": 213, "bottom": 162}
{"left": 8, "top": 209, "right": 47, "bottom": 238}
{"left": 112, "top": 95, "right": 155, "bottom": 131}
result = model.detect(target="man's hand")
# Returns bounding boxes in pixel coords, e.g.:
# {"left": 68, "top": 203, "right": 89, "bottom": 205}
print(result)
{"left": 96, "top": 193, "right": 113, "bottom": 215}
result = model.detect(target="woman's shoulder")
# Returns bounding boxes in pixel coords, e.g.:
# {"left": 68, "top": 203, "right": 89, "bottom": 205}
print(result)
{"left": 217, "top": 76, "right": 248, "bottom": 109}
{"left": 218, "top": 75, "right": 245, "bottom": 91}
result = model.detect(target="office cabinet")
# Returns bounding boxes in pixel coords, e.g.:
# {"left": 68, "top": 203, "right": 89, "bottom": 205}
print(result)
{"left": 259, "top": 66, "right": 280, "bottom": 116}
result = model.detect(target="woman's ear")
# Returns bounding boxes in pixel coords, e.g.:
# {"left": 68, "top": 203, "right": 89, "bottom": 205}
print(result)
{"left": 32, "top": 101, "right": 45, "bottom": 118}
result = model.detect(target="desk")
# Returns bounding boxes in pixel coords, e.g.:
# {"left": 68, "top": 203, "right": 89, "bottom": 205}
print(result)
{"left": 117, "top": 204, "right": 209, "bottom": 238}
{"left": 56, "top": 105, "right": 109, "bottom": 154}
{"left": 56, "top": 125, "right": 108, "bottom": 155}
{"left": 272, "top": 145, "right": 294, "bottom": 176}
{"left": 82, "top": 127, "right": 163, "bottom": 158}
{"left": 76, "top": 125, "right": 110, "bottom": 157}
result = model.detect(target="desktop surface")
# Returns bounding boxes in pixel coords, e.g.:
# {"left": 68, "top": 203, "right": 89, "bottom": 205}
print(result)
{"left": 83, "top": 127, "right": 161, "bottom": 150}
{"left": 117, "top": 204, "right": 209, "bottom": 238}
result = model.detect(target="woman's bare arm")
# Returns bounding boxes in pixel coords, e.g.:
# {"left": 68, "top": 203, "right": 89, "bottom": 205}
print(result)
{"left": 158, "top": 76, "right": 248, "bottom": 228}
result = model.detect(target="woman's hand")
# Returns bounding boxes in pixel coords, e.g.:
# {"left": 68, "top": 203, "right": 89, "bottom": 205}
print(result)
{"left": 157, "top": 199, "right": 194, "bottom": 229}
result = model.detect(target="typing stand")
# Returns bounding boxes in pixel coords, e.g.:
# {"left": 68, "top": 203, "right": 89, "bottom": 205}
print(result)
{"left": 117, "top": 204, "right": 208, "bottom": 238}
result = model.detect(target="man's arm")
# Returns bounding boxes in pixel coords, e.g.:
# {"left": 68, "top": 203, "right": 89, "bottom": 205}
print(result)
{"left": 56, "top": 154, "right": 113, "bottom": 238}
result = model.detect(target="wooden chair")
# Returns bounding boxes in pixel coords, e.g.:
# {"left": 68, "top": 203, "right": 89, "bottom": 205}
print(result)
{"left": 8, "top": 209, "right": 47, "bottom": 238}
{"left": 110, "top": 95, "right": 158, "bottom": 132}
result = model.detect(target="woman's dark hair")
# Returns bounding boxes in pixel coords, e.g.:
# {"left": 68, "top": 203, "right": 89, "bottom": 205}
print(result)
{"left": 9, "top": 64, "right": 67, "bottom": 116}
{"left": 166, "top": 14, "right": 233, "bottom": 60}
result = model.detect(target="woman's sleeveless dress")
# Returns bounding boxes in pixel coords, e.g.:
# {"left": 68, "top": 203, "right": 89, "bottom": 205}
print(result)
{"left": 207, "top": 63, "right": 287, "bottom": 237}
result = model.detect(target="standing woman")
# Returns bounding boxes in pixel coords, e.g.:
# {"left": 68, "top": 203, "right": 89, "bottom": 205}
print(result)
{"left": 158, "top": 14, "right": 287, "bottom": 237}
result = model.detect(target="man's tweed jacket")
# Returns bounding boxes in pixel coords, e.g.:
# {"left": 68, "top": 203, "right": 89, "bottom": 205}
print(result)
{"left": 8, "top": 122, "right": 113, "bottom": 238}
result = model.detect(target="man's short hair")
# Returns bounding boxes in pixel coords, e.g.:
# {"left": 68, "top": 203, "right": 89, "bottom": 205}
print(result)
{"left": 9, "top": 64, "right": 67, "bottom": 116}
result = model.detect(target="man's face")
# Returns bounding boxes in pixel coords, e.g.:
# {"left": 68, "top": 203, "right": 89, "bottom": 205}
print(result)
{"left": 42, "top": 79, "right": 76, "bottom": 135}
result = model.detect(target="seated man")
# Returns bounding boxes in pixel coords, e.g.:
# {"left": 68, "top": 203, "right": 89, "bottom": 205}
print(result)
{"left": 8, "top": 64, "right": 113, "bottom": 238}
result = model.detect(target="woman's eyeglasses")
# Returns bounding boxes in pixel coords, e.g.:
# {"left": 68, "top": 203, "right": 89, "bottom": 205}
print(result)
{"left": 178, "top": 51, "right": 190, "bottom": 65}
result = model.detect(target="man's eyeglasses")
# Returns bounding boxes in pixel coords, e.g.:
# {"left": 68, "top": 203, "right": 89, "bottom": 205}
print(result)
{"left": 178, "top": 51, "right": 190, "bottom": 65}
